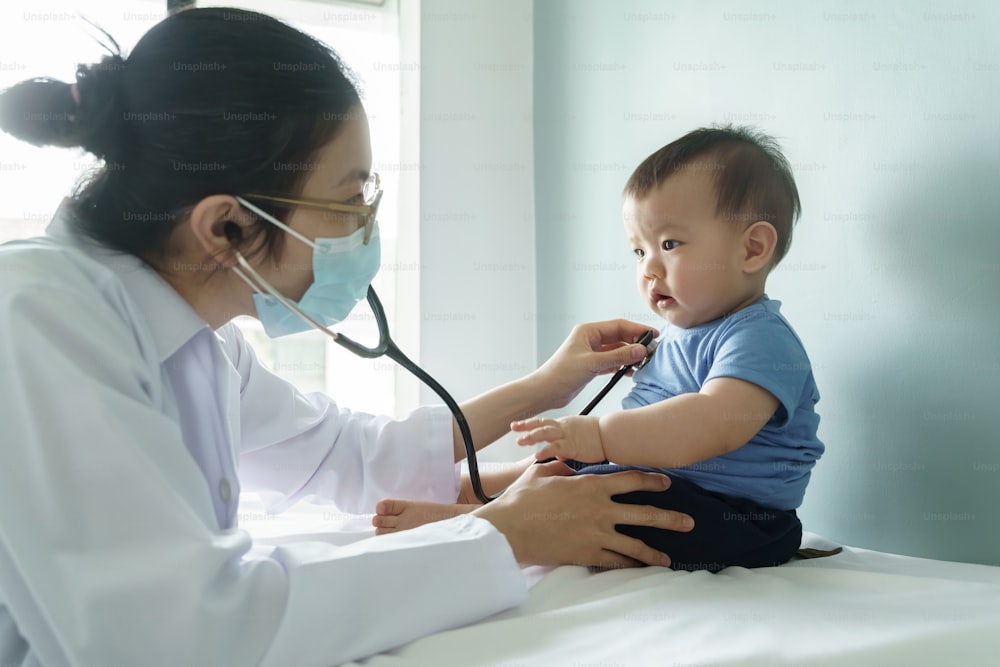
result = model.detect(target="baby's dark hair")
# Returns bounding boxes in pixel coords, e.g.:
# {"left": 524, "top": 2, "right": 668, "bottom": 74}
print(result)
{"left": 623, "top": 125, "right": 801, "bottom": 266}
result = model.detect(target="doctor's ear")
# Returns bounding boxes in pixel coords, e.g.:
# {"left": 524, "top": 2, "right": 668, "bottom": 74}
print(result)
{"left": 187, "top": 195, "right": 258, "bottom": 268}
{"left": 741, "top": 220, "right": 778, "bottom": 273}
{"left": 223, "top": 220, "right": 243, "bottom": 244}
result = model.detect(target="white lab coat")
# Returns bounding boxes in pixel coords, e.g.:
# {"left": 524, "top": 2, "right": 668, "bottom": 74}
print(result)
{"left": 0, "top": 201, "right": 526, "bottom": 666}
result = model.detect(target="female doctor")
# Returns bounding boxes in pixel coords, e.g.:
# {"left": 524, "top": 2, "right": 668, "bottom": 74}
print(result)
{"left": 0, "top": 7, "right": 692, "bottom": 667}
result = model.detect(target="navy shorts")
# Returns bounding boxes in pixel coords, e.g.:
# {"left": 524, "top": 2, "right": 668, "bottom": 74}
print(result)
{"left": 572, "top": 462, "right": 802, "bottom": 573}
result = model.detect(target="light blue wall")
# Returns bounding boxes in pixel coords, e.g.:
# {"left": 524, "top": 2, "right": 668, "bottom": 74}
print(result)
{"left": 534, "top": 0, "right": 1000, "bottom": 564}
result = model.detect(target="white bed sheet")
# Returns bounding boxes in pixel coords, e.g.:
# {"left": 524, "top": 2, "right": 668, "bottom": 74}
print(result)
{"left": 243, "top": 505, "right": 1000, "bottom": 667}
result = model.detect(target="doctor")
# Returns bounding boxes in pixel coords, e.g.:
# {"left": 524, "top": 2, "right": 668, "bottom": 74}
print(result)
{"left": 0, "top": 7, "right": 692, "bottom": 667}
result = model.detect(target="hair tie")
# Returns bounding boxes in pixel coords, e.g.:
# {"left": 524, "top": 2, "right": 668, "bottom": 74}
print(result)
{"left": 69, "top": 83, "right": 80, "bottom": 106}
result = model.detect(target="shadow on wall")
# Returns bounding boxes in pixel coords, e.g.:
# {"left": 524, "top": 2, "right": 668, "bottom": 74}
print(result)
{"left": 802, "top": 150, "right": 1000, "bottom": 565}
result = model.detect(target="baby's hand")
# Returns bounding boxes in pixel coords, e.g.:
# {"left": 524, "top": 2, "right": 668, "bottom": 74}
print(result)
{"left": 511, "top": 416, "right": 606, "bottom": 463}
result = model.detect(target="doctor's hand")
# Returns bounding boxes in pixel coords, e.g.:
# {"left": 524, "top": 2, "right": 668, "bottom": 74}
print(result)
{"left": 472, "top": 461, "right": 693, "bottom": 569}
{"left": 511, "top": 415, "right": 606, "bottom": 464}
{"left": 530, "top": 320, "right": 656, "bottom": 411}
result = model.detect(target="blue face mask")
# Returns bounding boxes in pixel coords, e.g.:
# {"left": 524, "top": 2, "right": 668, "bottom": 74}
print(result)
{"left": 232, "top": 198, "right": 381, "bottom": 338}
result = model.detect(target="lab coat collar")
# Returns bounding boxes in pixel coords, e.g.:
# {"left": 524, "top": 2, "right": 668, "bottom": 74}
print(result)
{"left": 45, "top": 198, "right": 210, "bottom": 363}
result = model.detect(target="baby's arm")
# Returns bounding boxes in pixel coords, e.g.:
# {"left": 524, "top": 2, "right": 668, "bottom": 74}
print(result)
{"left": 513, "top": 378, "right": 779, "bottom": 468}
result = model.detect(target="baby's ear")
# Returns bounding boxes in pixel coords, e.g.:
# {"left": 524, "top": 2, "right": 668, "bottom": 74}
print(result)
{"left": 742, "top": 221, "right": 778, "bottom": 273}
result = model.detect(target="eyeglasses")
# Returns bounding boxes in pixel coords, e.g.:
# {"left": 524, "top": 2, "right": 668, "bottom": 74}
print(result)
{"left": 242, "top": 173, "right": 382, "bottom": 244}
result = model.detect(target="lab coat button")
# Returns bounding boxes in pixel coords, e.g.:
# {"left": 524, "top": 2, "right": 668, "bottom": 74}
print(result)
{"left": 218, "top": 477, "right": 233, "bottom": 504}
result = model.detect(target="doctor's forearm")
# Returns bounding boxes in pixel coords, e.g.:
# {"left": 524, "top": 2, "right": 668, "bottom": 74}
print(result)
{"left": 453, "top": 376, "right": 553, "bottom": 462}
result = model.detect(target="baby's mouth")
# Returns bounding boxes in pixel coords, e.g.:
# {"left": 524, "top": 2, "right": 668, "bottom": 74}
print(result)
{"left": 652, "top": 291, "right": 674, "bottom": 308}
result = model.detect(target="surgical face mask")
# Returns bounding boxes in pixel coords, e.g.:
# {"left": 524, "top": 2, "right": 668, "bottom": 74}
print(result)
{"left": 232, "top": 197, "right": 381, "bottom": 338}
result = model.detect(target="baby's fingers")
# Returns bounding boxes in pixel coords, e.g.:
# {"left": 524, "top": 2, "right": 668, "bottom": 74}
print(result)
{"left": 510, "top": 418, "right": 552, "bottom": 433}
{"left": 515, "top": 424, "right": 564, "bottom": 447}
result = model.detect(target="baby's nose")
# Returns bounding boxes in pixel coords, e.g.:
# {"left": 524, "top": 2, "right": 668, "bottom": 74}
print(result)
{"left": 643, "top": 257, "right": 666, "bottom": 279}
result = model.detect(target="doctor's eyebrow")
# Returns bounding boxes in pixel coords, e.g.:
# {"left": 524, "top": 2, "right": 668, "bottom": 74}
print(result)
{"left": 336, "top": 168, "right": 372, "bottom": 187}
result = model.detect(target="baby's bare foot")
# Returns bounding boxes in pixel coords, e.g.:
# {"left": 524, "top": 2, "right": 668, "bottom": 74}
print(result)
{"left": 372, "top": 499, "right": 478, "bottom": 534}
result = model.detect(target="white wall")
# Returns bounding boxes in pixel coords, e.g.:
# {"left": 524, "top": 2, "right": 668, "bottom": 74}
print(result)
{"left": 416, "top": 0, "right": 537, "bottom": 461}
{"left": 532, "top": 0, "right": 1000, "bottom": 564}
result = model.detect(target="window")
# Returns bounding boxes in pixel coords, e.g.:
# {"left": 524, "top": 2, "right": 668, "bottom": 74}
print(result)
{"left": 0, "top": 0, "right": 403, "bottom": 418}
{"left": 201, "top": 0, "right": 403, "bottom": 417}
{"left": 0, "top": 1, "right": 164, "bottom": 237}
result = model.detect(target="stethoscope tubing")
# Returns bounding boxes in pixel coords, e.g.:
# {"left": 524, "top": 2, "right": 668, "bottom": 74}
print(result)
{"left": 234, "top": 250, "right": 652, "bottom": 503}
{"left": 234, "top": 255, "right": 499, "bottom": 503}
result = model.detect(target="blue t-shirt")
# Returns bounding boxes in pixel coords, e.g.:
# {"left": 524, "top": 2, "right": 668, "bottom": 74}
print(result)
{"left": 622, "top": 295, "right": 823, "bottom": 510}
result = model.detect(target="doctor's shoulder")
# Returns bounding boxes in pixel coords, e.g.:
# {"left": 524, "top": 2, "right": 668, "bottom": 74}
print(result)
{"left": 2, "top": 234, "right": 114, "bottom": 290}
{"left": 0, "top": 235, "right": 146, "bottom": 340}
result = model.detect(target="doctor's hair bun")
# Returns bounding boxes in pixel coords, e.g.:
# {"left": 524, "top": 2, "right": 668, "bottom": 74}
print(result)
{"left": 0, "top": 53, "right": 127, "bottom": 162}
{"left": 0, "top": 6, "right": 363, "bottom": 264}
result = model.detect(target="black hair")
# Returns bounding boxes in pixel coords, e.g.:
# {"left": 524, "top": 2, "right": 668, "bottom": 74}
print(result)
{"left": 623, "top": 125, "right": 802, "bottom": 266}
{"left": 0, "top": 7, "right": 362, "bottom": 268}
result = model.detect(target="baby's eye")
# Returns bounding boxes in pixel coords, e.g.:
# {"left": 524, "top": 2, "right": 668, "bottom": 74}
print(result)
{"left": 633, "top": 248, "right": 645, "bottom": 259}
{"left": 662, "top": 240, "right": 681, "bottom": 251}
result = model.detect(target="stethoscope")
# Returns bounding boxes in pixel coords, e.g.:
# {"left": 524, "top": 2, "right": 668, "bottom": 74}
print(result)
{"left": 235, "top": 256, "right": 657, "bottom": 504}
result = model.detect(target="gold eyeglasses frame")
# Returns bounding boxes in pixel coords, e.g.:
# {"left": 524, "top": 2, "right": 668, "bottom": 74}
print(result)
{"left": 241, "top": 173, "right": 382, "bottom": 244}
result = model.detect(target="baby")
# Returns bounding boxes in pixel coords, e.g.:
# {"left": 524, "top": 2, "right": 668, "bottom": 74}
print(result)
{"left": 374, "top": 126, "right": 824, "bottom": 571}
